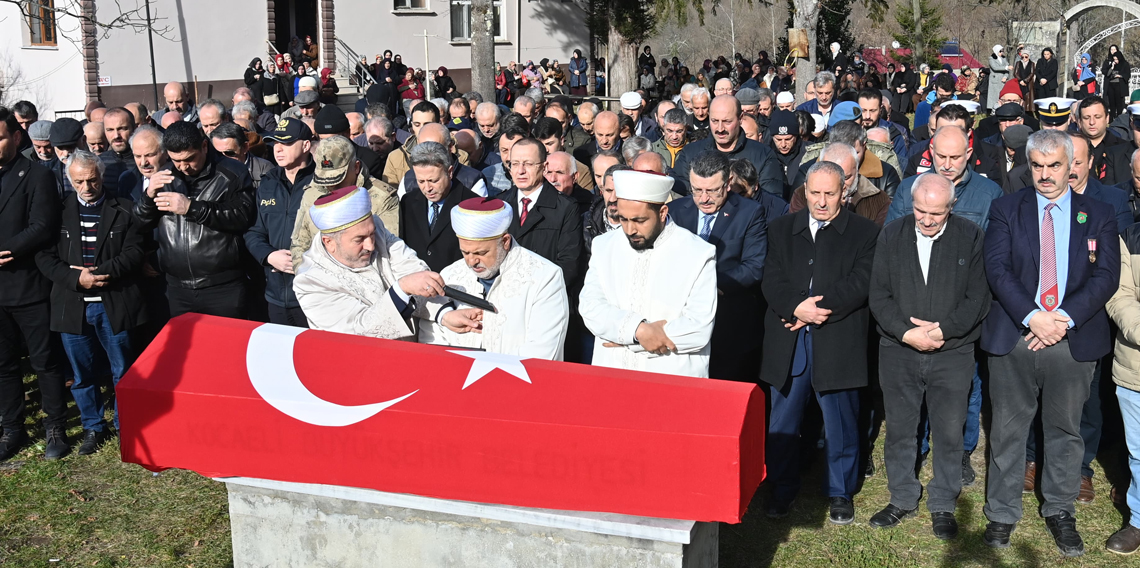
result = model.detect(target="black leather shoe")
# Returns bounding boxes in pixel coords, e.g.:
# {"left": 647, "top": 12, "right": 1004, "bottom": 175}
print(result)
{"left": 766, "top": 496, "right": 793, "bottom": 519}
{"left": 961, "top": 452, "right": 976, "bottom": 487}
{"left": 829, "top": 497, "right": 855, "bottom": 525}
{"left": 77, "top": 429, "right": 114, "bottom": 456}
{"left": 931, "top": 512, "right": 959, "bottom": 540}
{"left": 0, "top": 429, "right": 28, "bottom": 462}
{"left": 864, "top": 459, "right": 875, "bottom": 478}
{"left": 869, "top": 504, "right": 916, "bottom": 528}
{"left": 984, "top": 521, "right": 1015, "bottom": 548}
{"left": 44, "top": 427, "right": 69, "bottom": 460}
{"left": 1045, "top": 511, "right": 1085, "bottom": 557}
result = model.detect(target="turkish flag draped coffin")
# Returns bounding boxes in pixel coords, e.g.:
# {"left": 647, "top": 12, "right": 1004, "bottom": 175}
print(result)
{"left": 118, "top": 315, "right": 766, "bottom": 522}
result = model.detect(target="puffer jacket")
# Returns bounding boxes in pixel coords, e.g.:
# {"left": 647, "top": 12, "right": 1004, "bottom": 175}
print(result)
{"left": 1108, "top": 226, "right": 1140, "bottom": 391}
{"left": 135, "top": 151, "right": 256, "bottom": 289}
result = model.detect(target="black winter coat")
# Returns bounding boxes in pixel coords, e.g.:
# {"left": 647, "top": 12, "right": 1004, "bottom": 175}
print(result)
{"left": 36, "top": 196, "right": 147, "bottom": 334}
{"left": 0, "top": 155, "right": 59, "bottom": 306}
{"left": 759, "top": 208, "right": 879, "bottom": 391}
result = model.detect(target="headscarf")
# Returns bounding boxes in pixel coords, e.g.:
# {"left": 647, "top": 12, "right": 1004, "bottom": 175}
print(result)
{"left": 320, "top": 67, "right": 333, "bottom": 85}
{"left": 275, "top": 54, "right": 285, "bottom": 70}
{"left": 1079, "top": 53, "right": 1096, "bottom": 81}
{"left": 249, "top": 58, "right": 262, "bottom": 70}
{"left": 992, "top": 45, "right": 1004, "bottom": 59}
{"left": 264, "top": 61, "right": 277, "bottom": 79}
{"left": 437, "top": 66, "right": 448, "bottom": 76}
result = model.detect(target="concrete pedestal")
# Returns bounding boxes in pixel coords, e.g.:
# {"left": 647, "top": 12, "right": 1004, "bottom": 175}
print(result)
{"left": 222, "top": 477, "right": 717, "bottom": 568}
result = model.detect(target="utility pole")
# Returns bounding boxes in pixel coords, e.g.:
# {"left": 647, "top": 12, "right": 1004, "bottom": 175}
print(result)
{"left": 414, "top": 29, "right": 438, "bottom": 99}
{"left": 145, "top": 0, "right": 159, "bottom": 111}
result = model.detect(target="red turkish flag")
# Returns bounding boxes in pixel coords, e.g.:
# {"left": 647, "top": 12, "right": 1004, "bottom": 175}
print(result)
{"left": 118, "top": 315, "right": 765, "bottom": 522}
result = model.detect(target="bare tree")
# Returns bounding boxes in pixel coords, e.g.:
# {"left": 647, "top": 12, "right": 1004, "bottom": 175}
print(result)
{"left": 1, "top": 0, "right": 173, "bottom": 41}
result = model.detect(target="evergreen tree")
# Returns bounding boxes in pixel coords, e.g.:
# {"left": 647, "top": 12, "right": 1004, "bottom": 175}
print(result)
{"left": 891, "top": 0, "right": 946, "bottom": 69}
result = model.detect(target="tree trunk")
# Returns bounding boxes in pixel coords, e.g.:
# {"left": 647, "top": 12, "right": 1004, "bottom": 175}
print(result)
{"left": 912, "top": 0, "right": 922, "bottom": 68}
{"left": 470, "top": 0, "right": 495, "bottom": 100}
{"left": 793, "top": 0, "right": 820, "bottom": 105}
{"left": 608, "top": 24, "right": 637, "bottom": 103}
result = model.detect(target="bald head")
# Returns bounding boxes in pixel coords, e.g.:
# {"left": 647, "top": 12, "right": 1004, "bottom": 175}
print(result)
{"left": 89, "top": 107, "right": 107, "bottom": 123}
{"left": 83, "top": 122, "right": 108, "bottom": 153}
{"left": 124, "top": 102, "right": 148, "bottom": 126}
{"left": 160, "top": 111, "right": 183, "bottom": 129}
{"left": 453, "top": 129, "right": 479, "bottom": 157}
{"left": 929, "top": 126, "right": 972, "bottom": 184}
{"left": 346, "top": 112, "right": 365, "bottom": 138}
{"left": 631, "top": 151, "right": 667, "bottom": 174}
{"left": 163, "top": 81, "right": 189, "bottom": 113}
{"left": 911, "top": 173, "right": 955, "bottom": 236}
{"left": 594, "top": 111, "right": 621, "bottom": 151}
{"left": 417, "top": 122, "right": 452, "bottom": 147}
{"left": 577, "top": 102, "right": 598, "bottom": 134}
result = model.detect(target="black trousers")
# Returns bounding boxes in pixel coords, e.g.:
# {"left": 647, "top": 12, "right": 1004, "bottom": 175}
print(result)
{"left": 267, "top": 304, "right": 309, "bottom": 328}
{"left": 167, "top": 280, "right": 248, "bottom": 320}
{"left": 0, "top": 301, "right": 70, "bottom": 431}
{"left": 879, "top": 340, "right": 974, "bottom": 512}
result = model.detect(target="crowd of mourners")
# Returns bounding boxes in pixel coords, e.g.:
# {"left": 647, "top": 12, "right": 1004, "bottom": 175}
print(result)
{"left": 6, "top": 37, "right": 1140, "bottom": 561}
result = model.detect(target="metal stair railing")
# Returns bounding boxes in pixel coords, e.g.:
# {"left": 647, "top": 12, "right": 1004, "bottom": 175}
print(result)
{"left": 335, "top": 38, "right": 377, "bottom": 90}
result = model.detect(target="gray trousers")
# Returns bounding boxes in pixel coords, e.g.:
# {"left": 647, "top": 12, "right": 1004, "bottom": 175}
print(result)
{"left": 879, "top": 340, "right": 974, "bottom": 512}
{"left": 984, "top": 339, "right": 1095, "bottom": 524}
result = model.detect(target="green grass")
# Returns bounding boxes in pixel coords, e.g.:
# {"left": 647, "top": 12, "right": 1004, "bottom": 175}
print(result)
{"left": 0, "top": 376, "right": 1132, "bottom": 567}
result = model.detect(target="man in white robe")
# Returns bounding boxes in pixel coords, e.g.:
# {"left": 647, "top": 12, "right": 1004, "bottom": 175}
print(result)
{"left": 293, "top": 186, "right": 447, "bottom": 339}
{"left": 423, "top": 198, "right": 570, "bottom": 360}
{"left": 579, "top": 170, "right": 718, "bottom": 378}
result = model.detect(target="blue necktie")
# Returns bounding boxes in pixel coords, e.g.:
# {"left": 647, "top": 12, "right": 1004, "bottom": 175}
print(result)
{"left": 699, "top": 214, "right": 713, "bottom": 241}
{"left": 428, "top": 202, "right": 441, "bottom": 230}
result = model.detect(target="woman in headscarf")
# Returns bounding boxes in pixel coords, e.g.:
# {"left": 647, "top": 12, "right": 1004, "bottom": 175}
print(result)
{"left": 274, "top": 54, "right": 290, "bottom": 75}
{"left": 434, "top": 67, "right": 458, "bottom": 99}
{"left": 244, "top": 58, "right": 265, "bottom": 103}
{"left": 762, "top": 65, "right": 777, "bottom": 90}
{"left": 288, "top": 36, "right": 303, "bottom": 63}
{"left": 1035, "top": 47, "right": 1058, "bottom": 99}
{"left": 892, "top": 62, "right": 912, "bottom": 114}
{"left": 318, "top": 68, "right": 339, "bottom": 105}
{"left": 1075, "top": 53, "right": 1097, "bottom": 100}
{"left": 1106, "top": 51, "right": 1130, "bottom": 118}
{"left": 569, "top": 49, "right": 588, "bottom": 96}
{"left": 988, "top": 44, "right": 1011, "bottom": 111}
{"left": 261, "top": 60, "right": 286, "bottom": 115}
{"left": 548, "top": 59, "right": 566, "bottom": 93}
{"left": 398, "top": 68, "right": 425, "bottom": 116}
{"left": 303, "top": 35, "right": 319, "bottom": 67}
{"left": 495, "top": 62, "right": 512, "bottom": 104}
{"left": 1013, "top": 47, "right": 1036, "bottom": 108}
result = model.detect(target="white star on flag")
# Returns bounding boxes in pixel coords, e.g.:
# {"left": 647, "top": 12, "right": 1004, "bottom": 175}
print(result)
{"left": 448, "top": 350, "right": 532, "bottom": 390}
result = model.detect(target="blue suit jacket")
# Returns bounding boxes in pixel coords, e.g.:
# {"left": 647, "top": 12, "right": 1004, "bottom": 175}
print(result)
{"left": 671, "top": 192, "right": 769, "bottom": 352}
{"left": 1084, "top": 177, "right": 1132, "bottom": 234}
{"left": 981, "top": 188, "right": 1120, "bottom": 361}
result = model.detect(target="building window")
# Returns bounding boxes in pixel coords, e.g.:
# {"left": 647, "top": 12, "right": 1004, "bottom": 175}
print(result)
{"left": 394, "top": 0, "right": 428, "bottom": 9}
{"left": 28, "top": 0, "right": 57, "bottom": 46}
{"left": 450, "top": 0, "right": 502, "bottom": 41}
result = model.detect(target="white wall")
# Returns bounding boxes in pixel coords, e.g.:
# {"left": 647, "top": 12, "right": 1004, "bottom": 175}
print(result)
{"left": 96, "top": 0, "right": 267, "bottom": 86}
{"left": 334, "top": 0, "right": 588, "bottom": 75}
{"left": 0, "top": 4, "right": 88, "bottom": 118}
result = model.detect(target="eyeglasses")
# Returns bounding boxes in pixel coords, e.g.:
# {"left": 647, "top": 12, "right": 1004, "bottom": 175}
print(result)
{"left": 691, "top": 188, "right": 726, "bottom": 197}
{"left": 508, "top": 161, "right": 541, "bottom": 169}
{"left": 221, "top": 150, "right": 241, "bottom": 158}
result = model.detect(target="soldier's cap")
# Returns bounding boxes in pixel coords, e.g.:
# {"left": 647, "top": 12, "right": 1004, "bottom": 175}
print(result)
{"left": 1034, "top": 97, "right": 1077, "bottom": 126}
{"left": 312, "top": 135, "right": 357, "bottom": 185}
{"left": 264, "top": 117, "right": 313, "bottom": 144}
{"left": 294, "top": 90, "right": 320, "bottom": 107}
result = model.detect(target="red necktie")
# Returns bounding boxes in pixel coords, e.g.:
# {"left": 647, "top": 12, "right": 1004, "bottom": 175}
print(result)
{"left": 1040, "top": 203, "right": 1058, "bottom": 311}
{"left": 520, "top": 197, "right": 531, "bottom": 226}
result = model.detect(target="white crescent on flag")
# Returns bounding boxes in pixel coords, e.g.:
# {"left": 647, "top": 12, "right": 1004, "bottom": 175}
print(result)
{"left": 246, "top": 324, "right": 417, "bottom": 426}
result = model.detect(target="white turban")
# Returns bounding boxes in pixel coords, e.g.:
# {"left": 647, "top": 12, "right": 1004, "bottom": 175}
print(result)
{"left": 310, "top": 187, "right": 371, "bottom": 234}
{"left": 451, "top": 198, "right": 513, "bottom": 240}
{"left": 613, "top": 170, "right": 674, "bottom": 204}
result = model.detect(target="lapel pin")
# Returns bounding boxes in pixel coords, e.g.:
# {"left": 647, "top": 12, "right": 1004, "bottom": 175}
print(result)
{"left": 1077, "top": 211, "right": 1087, "bottom": 224}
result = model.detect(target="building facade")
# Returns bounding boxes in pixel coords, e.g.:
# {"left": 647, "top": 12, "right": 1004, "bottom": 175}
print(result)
{"left": 1, "top": 0, "right": 589, "bottom": 118}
